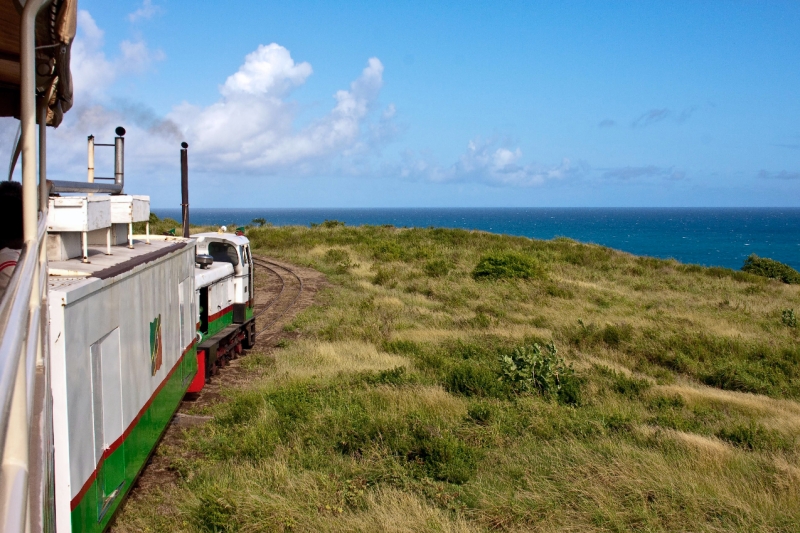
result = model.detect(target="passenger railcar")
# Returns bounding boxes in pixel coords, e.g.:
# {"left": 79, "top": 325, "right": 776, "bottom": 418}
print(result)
{"left": 46, "top": 196, "right": 197, "bottom": 532}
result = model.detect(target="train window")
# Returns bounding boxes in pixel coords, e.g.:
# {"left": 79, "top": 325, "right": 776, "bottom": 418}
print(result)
{"left": 240, "top": 245, "right": 248, "bottom": 265}
{"left": 208, "top": 242, "right": 239, "bottom": 266}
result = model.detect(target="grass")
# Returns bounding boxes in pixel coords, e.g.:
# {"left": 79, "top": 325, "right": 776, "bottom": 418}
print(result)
{"left": 115, "top": 223, "right": 800, "bottom": 533}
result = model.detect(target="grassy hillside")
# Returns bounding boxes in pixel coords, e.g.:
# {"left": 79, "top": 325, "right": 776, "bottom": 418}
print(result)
{"left": 117, "top": 224, "right": 800, "bottom": 532}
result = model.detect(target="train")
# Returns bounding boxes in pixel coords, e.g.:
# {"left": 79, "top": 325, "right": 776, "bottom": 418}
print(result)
{"left": 0, "top": 3, "right": 261, "bottom": 531}
{"left": 46, "top": 194, "right": 257, "bottom": 532}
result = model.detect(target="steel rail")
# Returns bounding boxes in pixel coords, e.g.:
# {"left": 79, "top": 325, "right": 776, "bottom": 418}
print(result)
{"left": 251, "top": 258, "right": 304, "bottom": 338}
{"left": 251, "top": 261, "right": 286, "bottom": 322}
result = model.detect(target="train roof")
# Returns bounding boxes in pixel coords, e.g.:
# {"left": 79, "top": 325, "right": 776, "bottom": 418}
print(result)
{"left": 48, "top": 236, "right": 192, "bottom": 300}
{"left": 194, "top": 232, "right": 250, "bottom": 246}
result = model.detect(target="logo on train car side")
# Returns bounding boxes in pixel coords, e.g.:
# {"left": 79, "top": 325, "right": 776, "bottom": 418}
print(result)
{"left": 149, "top": 314, "right": 163, "bottom": 376}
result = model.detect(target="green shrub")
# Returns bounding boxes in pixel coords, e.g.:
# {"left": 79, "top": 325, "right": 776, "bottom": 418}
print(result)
{"left": 612, "top": 372, "right": 652, "bottom": 399}
{"left": 372, "top": 267, "right": 396, "bottom": 287}
{"left": 601, "top": 323, "right": 633, "bottom": 347}
{"left": 782, "top": 309, "right": 797, "bottom": 328}
{"left": 741, "top": 254, "right": 800, "bottom": 284}
{"left": 193, "top": 492, "right": 238, "bottom": 533}
{"left": 445, "top": 362, "right": 507, "bottom": 398}
{"left": 701, "top": 362, "right": 770, "bottom": 395}
{"left": 498, "top": 342, "right": 581, "bottom": 404}
{"left": 467, "top": 402, "right": 493, "bottom": 425}
{"left": 472, "top": 251, "right": 544, "bottom": 281}
{"left": 319, "top": 219, "right": 345, "bottom": 228}
{"left": 365, "top": 366, "right": 414, "bottom": 386}
{"left": 716, "top": 421, "right": 793, "bottom": 452}
{"left": 423, "top": 259, "right": 451, "bottom": 277}
{"left": 594, "top": 365, "right": 652, "bottom": 399}
{"left": 406, "top": 426, "right": 478, "bottom": 484}
{"left": 324, "top": 248, "right": 355, "bottom": 272}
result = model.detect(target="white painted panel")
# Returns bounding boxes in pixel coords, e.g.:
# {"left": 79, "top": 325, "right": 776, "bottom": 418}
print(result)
{"left": 47, "top": 196, "right": 111, "bottom": 232}
{"left": 90, "top": 328, "right": 123, "bottom": 459}
{"left": 109, "top": 195, "right": 150, "bottom": 223}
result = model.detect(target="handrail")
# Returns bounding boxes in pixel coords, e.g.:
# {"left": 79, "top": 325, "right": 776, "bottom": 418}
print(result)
{"left": 0, "top": 1, "right": 52, "bottom": 531}
{"left": 0, "top": 215, "right": 47, "bottom": 533}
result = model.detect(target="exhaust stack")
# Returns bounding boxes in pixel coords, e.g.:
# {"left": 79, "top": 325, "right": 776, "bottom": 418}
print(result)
{"left": 114, "top": 126, "right": 125, "bottom": 189}
{"left": 180, "top": 142, "right": 190, "bottom": 238}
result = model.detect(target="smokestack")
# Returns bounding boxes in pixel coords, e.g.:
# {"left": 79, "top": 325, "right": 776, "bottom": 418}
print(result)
{"left": 180, "top": 142, "right": 190, "bottom": 238}
{"left": 114, "top": 126, "right": 125, "bottom": 193}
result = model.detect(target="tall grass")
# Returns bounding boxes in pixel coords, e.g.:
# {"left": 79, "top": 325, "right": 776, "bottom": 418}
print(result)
{"left": 115, "top": 223, "right": 800, "bottom": 533}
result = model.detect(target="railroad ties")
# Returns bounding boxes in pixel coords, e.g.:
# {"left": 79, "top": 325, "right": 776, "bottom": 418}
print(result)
{"left": 251, "top": 257, "right": 304, "bottom": 340}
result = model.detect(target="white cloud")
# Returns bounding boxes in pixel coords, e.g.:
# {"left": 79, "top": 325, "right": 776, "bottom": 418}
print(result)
{"left": 399, "top": 139, "right": 574, "bottom": 187}
{"left": 128, "top": 0, "right": 162, "bottom": 23}
{"left": 221, "top": 44, "right": 312, "bottom": 97}
{"left": 171, "top": 50, "right": 387, "bottom": 173}
{"left": 70, "top": 10, "right": 164, "bottom": 101}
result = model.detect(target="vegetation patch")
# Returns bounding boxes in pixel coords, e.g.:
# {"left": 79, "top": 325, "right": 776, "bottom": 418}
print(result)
{"left": 472, "top": 251, "right": 544, "bottom": 281}
{"left": 499, "top": 342, "right": 582, "bottom": 404}
{"left": 116, "top": 223, "right": 800, "bottom": 533}
{"left": 742, "top": 254, "right": 800, "bottom": 284}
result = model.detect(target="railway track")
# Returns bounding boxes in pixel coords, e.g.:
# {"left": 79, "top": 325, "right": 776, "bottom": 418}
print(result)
{"left": 251, "top": 257, "right": 304, "bottom": 339}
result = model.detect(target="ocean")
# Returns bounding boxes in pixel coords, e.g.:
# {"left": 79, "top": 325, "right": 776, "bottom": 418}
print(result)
{"left": 151, "top": 207, "right": 800, "bottom": 271}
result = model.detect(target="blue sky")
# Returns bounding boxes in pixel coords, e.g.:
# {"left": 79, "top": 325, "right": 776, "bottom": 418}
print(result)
{"left": 7, "top": 1, "right": 800, "bottom": 207}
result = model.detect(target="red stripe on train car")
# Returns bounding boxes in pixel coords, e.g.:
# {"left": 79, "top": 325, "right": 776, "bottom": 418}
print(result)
{"left": 208, "top": 304, "right": 233, "bottom": 323}
{"left": 70, "top": 339, "right": 197, "bottom": 511}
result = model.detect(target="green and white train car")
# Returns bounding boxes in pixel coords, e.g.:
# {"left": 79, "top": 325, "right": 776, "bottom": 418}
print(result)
{"left": 189, "top": 233, "right": 256, "bottom": 391}
{"left": 46, "top": 198, "right": 198, "bottom": 532}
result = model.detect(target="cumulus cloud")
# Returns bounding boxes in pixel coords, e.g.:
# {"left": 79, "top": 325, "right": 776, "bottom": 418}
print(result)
{"left": 398, "top": 139, "right": 575, "bottom": 187}
{"left": 221, "top": 44, "right": 312, "bottom": 97}
{"left": 128, "top": 0, "right": 162, "bottom": 23}
{"left": 757, "top": 170, "right": 800, "bottom": 180}
{"left": 169, "top": 50, "right": 387, "bottom": 172}
{"left": 602, "top": 165, "right": 685, "bottom": 181}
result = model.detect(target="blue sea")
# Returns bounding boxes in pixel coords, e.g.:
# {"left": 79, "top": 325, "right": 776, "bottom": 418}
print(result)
{"left": 152, "top": 208, "right": 800, "bottom": 271}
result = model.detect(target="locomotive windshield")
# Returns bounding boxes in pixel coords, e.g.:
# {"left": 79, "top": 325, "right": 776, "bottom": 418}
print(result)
{"left": 208, "top": 241, "right": 240, "bottom": 266}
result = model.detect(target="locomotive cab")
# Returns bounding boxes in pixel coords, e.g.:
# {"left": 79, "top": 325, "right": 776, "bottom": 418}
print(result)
{"left": 195, "top": 233, "right": 254, "bottom": 324}
{"left": 189, "top": 233, "right": 256, "bottom": 392}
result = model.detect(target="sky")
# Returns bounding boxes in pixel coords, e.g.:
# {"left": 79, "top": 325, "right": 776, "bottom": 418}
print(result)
{"left": 3, "top": 0, "right": 800, "bottom": 208}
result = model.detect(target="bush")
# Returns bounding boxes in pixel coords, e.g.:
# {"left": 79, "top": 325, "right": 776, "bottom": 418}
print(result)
{"left": 324, "top": 248, "right": 355, "bottom": 272}
{"left": 445, "top": 362, "right": 507, "bottom": 398}
{"left": 372, "top": 267, "right": 396, "bottom": 287}
{"left": 499, "top": 342, "right": 581, "bottom": 404}
{"left": 601, "top": 323, "right": 633, "bottom": 348}
{"left": 406, "top": 430, "right": 477, "bottom": 484}
{"left": 716, "top": 421, "right": 792, "bottom": 452}
{"left": 423, "top": 259, "right": 451, "bottom": 277}
{"left": 472, "top": 252, "right": 544, "bottom": 281}
{"left": 782, "top": 309, "right": 797, "bottom": 328}
{"left": 741, "top": 254, "right": 800, "bottom": 284}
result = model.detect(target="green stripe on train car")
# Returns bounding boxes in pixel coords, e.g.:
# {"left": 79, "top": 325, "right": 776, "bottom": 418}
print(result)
{"left": 206, "top": 310, "right": 233, "bottom": 338}
{"left": 246, "top": 306, "right": 254, "bottom": 321}
{"left": 71, "top": 346, "right": 197, "bottom": 533}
